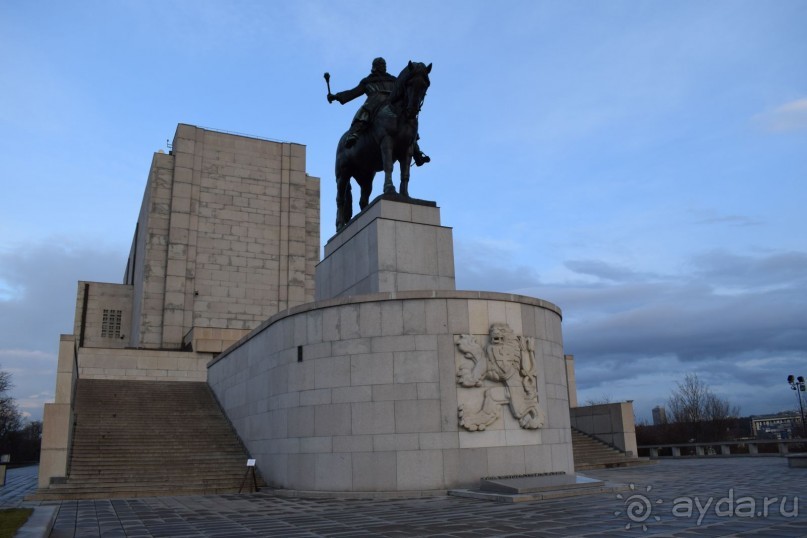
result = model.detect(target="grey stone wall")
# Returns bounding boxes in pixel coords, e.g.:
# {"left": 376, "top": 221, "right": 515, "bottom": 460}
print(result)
{"left": 570, "top": 402, "right": 638, "bottom": 456}
{"left": 73, "top": 281, "right": 133, "bottom": 349}
{"left": 208, "top": 291, "right": 572, "bottom": 493}
{"left": 127, "top": 152, "right": 174, "bottom": 348}
{"left": 316, "top": 199, "right": 455, "bottom": 301}
{"left": 125, "top": 125, "right": 321, "bottom": 350}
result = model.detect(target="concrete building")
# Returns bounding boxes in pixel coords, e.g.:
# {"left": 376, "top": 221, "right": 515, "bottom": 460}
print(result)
{"left": 38, "top": 125, "right": 321, "bottom": 489}
{"left": 751, "top": 412, "right": 804, "bottom": 439}
{"left": 652, "top": 405, "right": 667, "bottom": 425}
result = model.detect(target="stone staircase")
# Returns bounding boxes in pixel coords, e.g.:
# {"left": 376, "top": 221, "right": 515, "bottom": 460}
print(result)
{"left": 572, "top": 428, "right": 652, "bottom": 470}
{"left": 31, "top": 379, "right": 261, "bottom": 500}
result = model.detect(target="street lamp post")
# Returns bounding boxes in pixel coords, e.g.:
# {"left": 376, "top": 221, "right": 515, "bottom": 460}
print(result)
{"left": 787, "top": 375, "right": 806, "bottom": 438}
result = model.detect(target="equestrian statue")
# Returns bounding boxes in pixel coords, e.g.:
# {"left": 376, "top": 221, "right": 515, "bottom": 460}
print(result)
{"left": 325, "top": 57, "right": 432, "bottom": 231}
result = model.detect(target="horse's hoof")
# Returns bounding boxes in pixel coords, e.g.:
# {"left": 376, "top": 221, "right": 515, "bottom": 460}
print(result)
{"left": 384, "top": 186, "right": 397, "bottom": 195}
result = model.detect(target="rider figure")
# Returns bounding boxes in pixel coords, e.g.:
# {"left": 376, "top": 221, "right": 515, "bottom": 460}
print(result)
{"left": 328, "top": 57, "right": 430, "bottom": 166}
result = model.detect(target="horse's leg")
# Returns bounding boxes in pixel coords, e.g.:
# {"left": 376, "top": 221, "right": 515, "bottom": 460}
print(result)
{"left": 345, "top": 180, "right": 354, "bottom": 222}
{"left": 358, "top": 173, "right": 373, "bottom": 210}
{"left": 399, "top": 154, "right": 412, "bottom": 198}
{"left": 380, "top": 138, "right": 396, "bottom": 195}
{"left": 335, "top": 173, "right": 353, "bottom": 230}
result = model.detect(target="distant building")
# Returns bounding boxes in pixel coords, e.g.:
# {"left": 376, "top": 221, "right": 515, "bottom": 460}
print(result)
{"left": 652, "top": 405, "right": 667, "bottom": 425}
{"left": 751, "top": 412, "right": 803, "bottom": 439}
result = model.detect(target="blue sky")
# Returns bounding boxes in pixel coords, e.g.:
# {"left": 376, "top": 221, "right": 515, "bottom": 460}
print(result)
{"left": 1, "top": 1, "right": 805, "bottom": 423}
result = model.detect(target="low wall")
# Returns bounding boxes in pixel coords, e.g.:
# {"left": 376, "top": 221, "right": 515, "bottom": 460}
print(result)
{"left": 39, "top": 335, "right": 78, "bottom": 487}
{"left": 78, "top": 348, "right": 210, "bottom": 381}
{"left": 570, "top": 402, "right": 637, "bottom": 456}
{"left": 208, "top": 290, "right": 573, "bottom": 493}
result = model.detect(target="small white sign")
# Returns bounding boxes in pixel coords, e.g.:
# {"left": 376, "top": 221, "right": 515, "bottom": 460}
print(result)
{"left": 247, "top": 459, "right": 256, "bottom": 467}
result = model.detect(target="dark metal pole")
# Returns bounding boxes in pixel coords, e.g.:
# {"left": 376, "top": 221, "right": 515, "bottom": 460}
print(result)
{"left": 788, "top": 375, "right": 806, "bottom": 438}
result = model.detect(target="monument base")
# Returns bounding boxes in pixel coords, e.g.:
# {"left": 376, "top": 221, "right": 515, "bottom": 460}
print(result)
{"left": 316, "top": 197, "right": 455, "bottom": 301}
{"left": 208, "top": 198, "right": 574, "bottom": 494}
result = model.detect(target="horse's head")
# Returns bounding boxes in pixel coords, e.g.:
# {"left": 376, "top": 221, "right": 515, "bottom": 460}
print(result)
{"left": 392, "top": 61, "right": 431, "bottom": 120}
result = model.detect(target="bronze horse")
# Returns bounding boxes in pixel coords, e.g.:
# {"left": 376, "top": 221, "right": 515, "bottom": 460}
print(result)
{"left": 334, "top": 61, "right": 431, "bottom": 231}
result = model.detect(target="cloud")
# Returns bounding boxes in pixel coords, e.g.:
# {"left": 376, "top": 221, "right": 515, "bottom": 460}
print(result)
{"left": 455, "top": 244, "right": 807, "bottom": 419}
{"left": 453, "top": 238, "right": 541, "bottom": 292}
{"left": 564, "top": 259, "right": 653, "bottom": 283}
{"left": 0, "top": 240, "right": 125, "bottom": 420}
{"left": 754, "top": 97, "right": 807, "bottom": 132}
{"left": 691, "top": 212, "right": 763, "bottom": 228}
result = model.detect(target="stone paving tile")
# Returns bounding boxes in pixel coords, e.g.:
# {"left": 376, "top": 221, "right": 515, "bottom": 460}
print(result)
{"left": 9, "top": 459, "right": 807, "bottom": 536}
{"left": 0, "top": 464, "right": 39, "bottom": 507}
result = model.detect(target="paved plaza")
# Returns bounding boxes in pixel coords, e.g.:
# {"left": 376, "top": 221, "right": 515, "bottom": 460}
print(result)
{"left": 4, "top": 459, "right": 806, "bottom": 537}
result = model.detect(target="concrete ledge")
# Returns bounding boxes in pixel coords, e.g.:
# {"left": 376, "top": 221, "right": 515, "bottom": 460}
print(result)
{"left": 210, "top": 290, "right": 562, "bottom": 367}
{"left": 786, "top": 454, "right": 807, "bottom": 468}
{"left": 14, "top": 505, "right": 58, "bottom": 538}
{"left": 448, "top": 481, "right": 628, "bottom": 503}
{"left": 263, "top": 487, "right": 447, "bottom": 500}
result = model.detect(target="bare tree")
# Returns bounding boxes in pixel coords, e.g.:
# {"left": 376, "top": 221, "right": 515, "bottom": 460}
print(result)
{"left": 0, "top": 368, "right": 22, "bottom": 443}
{"left": 584, "top": 394, "right": 613, "bottom": 406}
{"left": 666, "top": 373, "right": 739, "bottom": 442}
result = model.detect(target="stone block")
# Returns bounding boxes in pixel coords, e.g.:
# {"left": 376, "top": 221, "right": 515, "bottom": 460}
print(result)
{"left": 315, "top": 453, "right": 353, "bottom": 490}
{"left": 468, "top": 300, "right": 489, "bottom": 334}
{"left": 418, "top": 432, "right": 459, "bottom": 450}
{"left": 372, "top": 383, "right": 417, "bottom": 401}
{"left": 396, "top": 450, "right": 444, "bottom": 490}
{"left": 393, "top": 351, "right": 438, "bottom": 383}
{"left": 358, "top": 302, "right": 382, "bottom": 337}
{"left": 287, "top": 361, "right": 316, "bottom": 392}
{"left": 371, "top": 335, "right": 415, "bottom": 353}
{"left": 314, "top": 403, "right": 351, "bottom": 436}
{"left": 300, "top": 436, "right": 332, "bottom": 454}
{"left": 442, "top": 447, "right": 488, "bottom": 489}
{"left": 287, "top": 406, "right": 315, "bottom": 438}
{"left": 524, "top": 444, "right": 553, "bottom": 474}
{"left": 38, "top": 448, "right": 69, "bottom": 488}
{"left": 350, "top": 353, "right": 394, "bottom": 386}
{"left": 339, "top": 305, "right": 361, "bottom": 340}
{"left": 424, "top": 300, "right": 448, "bottom": 334}
{"left": 459, "top": 430, "right": 507, "bottom": 449}
{"left": 351, "top": 401, "right": 395, "bottom": 435}
{"left": 380, "top": 302, "right": 404, "bottom": 336}
{"left": 332, "top": 385, "right": 372, "bottom": 403}
{"left": 41, "top": 403, "right": 71, "bottom": 450}
{"left": 373, "top": 433, "right": 419, "bottom": 452}
{"left": 332, "top": 338, "right": 372, "bottom": 356}
{"left": 394, "top": 399, "right": 441, "bottom": 433}
{"left": 332, "top": 435, "right": 373, "bottom": 453}
{"left": 487, "top": 446, "right": 526, "bottom": 477}
{"left": 402, "top": 300, "right": 426, "bottom": 335}
{"left": 314, "top": 356, "right": 351, "bottom": 388}
{"left": 550, "top": 443, "right": 573, "bottom": 474}
{"left": 352, "top": 452, "right": 397, "bottom": 491}
{"left": 287, "top": 454, "right": 317, "bottom": 490}
{"left": 299, "top": 388, "right": 332, "bottom": 406}
{"left": 416, "top": 382, "right": 440, "bottom": 400}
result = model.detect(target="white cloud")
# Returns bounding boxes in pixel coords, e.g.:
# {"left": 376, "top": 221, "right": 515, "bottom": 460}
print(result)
{"left": 755, "top": 98, "right": 807, "bottom": 132}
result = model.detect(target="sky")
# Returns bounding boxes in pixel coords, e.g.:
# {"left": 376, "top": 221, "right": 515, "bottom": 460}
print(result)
{"left": 1, "top": 1, "right": 805, "bottom": 424}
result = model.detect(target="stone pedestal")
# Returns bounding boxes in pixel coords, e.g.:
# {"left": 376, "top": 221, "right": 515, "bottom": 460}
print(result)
{"left": 315, "top": 196, "right": 455, "bottom": 301}
{"left": 209, "top": 199, "right": 574, "bottom": 494}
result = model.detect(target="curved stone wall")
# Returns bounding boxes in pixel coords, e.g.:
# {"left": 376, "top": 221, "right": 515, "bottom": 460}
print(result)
{"left": 207, "top": 290, "right": 572, "bottom": 493}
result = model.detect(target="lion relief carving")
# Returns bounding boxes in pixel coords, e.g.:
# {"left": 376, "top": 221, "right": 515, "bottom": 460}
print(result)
{"left": 456, "top": 323, "right": 546, "bottom": 431}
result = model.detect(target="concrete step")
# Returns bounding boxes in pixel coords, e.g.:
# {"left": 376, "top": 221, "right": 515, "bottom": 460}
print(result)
{"left": 35, "top": 378, "right": 260, "bottom": 500}
{"left": 571, "top": 428, "right": 653, "bottom": 470}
